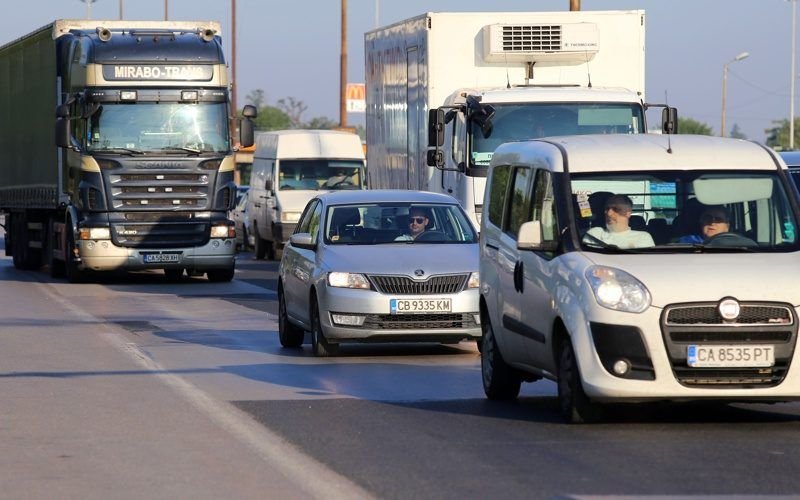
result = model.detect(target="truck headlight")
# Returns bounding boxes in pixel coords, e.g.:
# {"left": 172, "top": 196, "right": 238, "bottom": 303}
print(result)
{"left": 328, "top": 272, "right": 370, "bottom": 289}
{"left": 79, "top": 227, "right": 111, "bottom": 240}
{"left": 280, "top": 211, "right": 302, "bottom": 223}
{"left": 210, "top": 224, "right": 235, "bottom": 238}
{"left": 585, "top": 265, "right": 650, "bottom": 313}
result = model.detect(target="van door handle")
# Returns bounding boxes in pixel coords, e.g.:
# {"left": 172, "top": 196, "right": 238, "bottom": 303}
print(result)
{"left": 513, "top": 260, "right": 524, "bottom": 293}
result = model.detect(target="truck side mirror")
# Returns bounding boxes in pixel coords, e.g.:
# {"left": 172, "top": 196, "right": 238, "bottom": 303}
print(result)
{"left": 55, "top": 118, "right": 71, "bottom": 148}
{"left": 426, "top": 149, "right": 443, "bottom": 168}
{"left": 239, "top": 117, "right": 255, "bottom": 148}
{"left": 662, "top": 107, "right": 678, "bottom": 134}
{"left": 427, "top": 108, "right": 444, "bottom": 147}
{"left": 242, "top": 104, "right": 257, "bottom": 118}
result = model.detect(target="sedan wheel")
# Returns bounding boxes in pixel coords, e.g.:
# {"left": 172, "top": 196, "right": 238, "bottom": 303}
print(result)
{"left": 311, "top": 298, "right": 339, "bottom": 357}
{"left": 481, "top": 318, "right": 521, "bottom": 400}
{"left": 278, "top": 285, "right": 304, "bottom": 348}
{"left": 557, "top": 339, "right": 605, "bottom": 424}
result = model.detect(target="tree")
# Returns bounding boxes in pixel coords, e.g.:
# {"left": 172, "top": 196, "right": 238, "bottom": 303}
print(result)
{"left": 677, "top": 117, "right": 713, "bottom": 135}
{"left": 304, "top": 116, "right": 339, "bottom": 129}
{"left": 245, "top": 89, "right": 265, "bottom": 109}
{"left": 276, "top": 97, "right": 308, "bottom": 129}
{"left": 765, "top": 118, "right": 800, "bottom": 151}
{"left": 729, "top": 123, "right": 747, "bottom": 140}
{"left": 253, "top": 106, "right": 291, "bottom": 131}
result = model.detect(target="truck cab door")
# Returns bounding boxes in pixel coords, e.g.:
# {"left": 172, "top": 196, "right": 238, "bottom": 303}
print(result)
{"left": 442, "top": 112, "right": 467, "bottom": 201}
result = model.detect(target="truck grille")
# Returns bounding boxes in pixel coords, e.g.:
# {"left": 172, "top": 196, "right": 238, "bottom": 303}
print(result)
{"left": 367, "top": 274, "right": 469, "bottom": 295}
{"left": 106, "top": 171, "right": 212, "bottom": 210}
{"left": 360, "top": 313, "right": 478, "bottom": 330}
{"left": 661, "top": 302, "right": 798, "bottom": 388}
{"left": 501, "top": 25, "right": 561, "bottom": 52}
{"left": 111, "top": 219, "right": 210, "bottom": 248}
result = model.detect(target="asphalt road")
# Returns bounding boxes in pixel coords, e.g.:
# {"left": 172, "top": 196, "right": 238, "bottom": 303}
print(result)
{"left": 3, "top": 238, "right": 800, "bottom": 499}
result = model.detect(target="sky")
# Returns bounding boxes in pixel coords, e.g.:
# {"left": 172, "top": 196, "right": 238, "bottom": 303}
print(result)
{"left": 0, "top": 0, "right": 796, "bottom": 143}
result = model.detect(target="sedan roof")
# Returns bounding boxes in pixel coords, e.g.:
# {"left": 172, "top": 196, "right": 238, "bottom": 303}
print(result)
{"left": 315, "top": 189, "right": 460, "bottom": 205}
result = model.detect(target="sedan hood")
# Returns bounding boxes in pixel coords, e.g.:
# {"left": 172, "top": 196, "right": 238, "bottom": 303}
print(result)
{"left": 322, "top": 243, "right": 478, "bottom": 276}
{"left": 587, "top": 252, "right": 800, "bottom": 308}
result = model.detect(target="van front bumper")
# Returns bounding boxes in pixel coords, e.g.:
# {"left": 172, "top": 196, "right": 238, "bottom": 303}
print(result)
{"left": 76, "top": 238, "right": 236, "bottom": 272}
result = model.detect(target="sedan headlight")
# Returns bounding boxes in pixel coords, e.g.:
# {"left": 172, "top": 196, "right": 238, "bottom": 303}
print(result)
{"left": 467, "top": 271, "right": 480, "bottom": 288}
{"left": 280, "top": 211, "right": 302, "bottom": 223}
{"left": 328, "top": 272, "right": 370, "bottom": 289}
{"left": 79, "top": 227, "right": 111, "bottom": 240}
{"left": 585, "top": 265, "right": 650, "bottom": 313}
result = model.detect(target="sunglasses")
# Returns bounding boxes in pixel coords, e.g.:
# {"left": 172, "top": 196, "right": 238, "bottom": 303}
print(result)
{"left": 604, "top": 204, "right": 630, "bottom": 214}
{"left": 409, "top": 217, "right": 426, "bottom": 224}
{"left": 701, "top": 216, "right": 728, "bottom": 225}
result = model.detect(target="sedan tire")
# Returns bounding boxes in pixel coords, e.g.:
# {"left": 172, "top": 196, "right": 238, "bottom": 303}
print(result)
{"left": 311, "top": 297, "right": 339, "bottom": 357}
{"left": 278, "top": 285, "right": 304, "bottom": 348}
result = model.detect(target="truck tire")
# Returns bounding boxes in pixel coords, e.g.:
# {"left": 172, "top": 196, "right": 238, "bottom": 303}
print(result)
{"left": 64, "top": 227, "right": 84, "bottom": 283}
{"left": 48, "top": 218, "right": 66, "bottom": 278}
{"left": 206, "top": 266, "right": 235, "bottom": 282}
{"left": 481, "top": 318, "right": 522, "bottom": 400}
{"left": 557, "top": 339, "right": 605, "bottom": 424}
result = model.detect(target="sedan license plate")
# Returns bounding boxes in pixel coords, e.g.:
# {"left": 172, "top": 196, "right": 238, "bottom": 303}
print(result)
{"left": 687, "top": 344, "right": 774, "bottom": 368}
{"left": 142, "top": 253, "right": 180, "bottom": 264}
{"left": 390, "top": 298, "right": 452, "bottom": 314}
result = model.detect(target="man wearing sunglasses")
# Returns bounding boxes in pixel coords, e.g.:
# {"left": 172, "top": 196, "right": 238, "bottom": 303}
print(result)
{"left": 584, "top": 194, "right": 655, "bottom": 249}
{"left": 679, "top": 205, "right": 743, "bottom": 244}
{"left": 396, "top": 207, "right": 430, "bottom": 241}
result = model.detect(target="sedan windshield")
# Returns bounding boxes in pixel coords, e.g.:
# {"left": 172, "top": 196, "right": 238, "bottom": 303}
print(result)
{"left": 87, "top": 102, "right": 230, "bottom": 153}
{"left": 571, "top": 170, "right": 799, "bottom": 253}
{"left": 325, "top": 203, "right": 477, "bottom": 245}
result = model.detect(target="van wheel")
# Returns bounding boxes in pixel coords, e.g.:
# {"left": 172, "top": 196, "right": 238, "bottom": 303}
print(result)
{"left": 278, "top": 285, "right": 304, "bottom": 348}
{"left": 253, "top": 224, "right": 267, "bottom": 260}
{"left": 558, "top": 339, "right": 605, "bottom": 424}
{"left": 311, "top": 297, "right": 338, "bottom": 357}
{"left": 481, "top": 318, "right": 521, "bottom": 400}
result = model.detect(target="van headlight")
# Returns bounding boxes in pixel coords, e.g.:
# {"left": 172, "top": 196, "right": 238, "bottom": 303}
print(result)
{"left": 585, "top": 265, "right": 651, "bottom": 313}
{"left": 328, "top": 272, "right": 370, "bottom": 289}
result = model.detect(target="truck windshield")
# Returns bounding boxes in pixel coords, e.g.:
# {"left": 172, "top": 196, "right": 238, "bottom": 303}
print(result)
{"left": 471, "top": 103, "right": 644, "bottom": 167}
{"left": 278, "top": 160, "right": 364, "bottom": 190}
{"left": 87, "top": 102, "right": 230, "bottom": 153}
{"left": 570, "top": 170, "right": 800, "bottom": 253}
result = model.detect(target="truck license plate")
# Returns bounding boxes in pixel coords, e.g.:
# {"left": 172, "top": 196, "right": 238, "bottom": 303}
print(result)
{"left": 390, "top": 298, "right": 451, "bottom": 314}
{"left": 142, "top": 253, "right": 181, "bottom": 264}
{"left": 687, "top": 344, "right": 774, "bottom": 368}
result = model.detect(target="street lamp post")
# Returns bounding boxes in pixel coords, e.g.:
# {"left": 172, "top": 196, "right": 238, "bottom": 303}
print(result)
{"left": 720, "top": 51, "right": 749, "bottom": 137}
{"left": 79, "top": 0, "right": 97, "bottom": 20}
{"left": 791, "top": 0, "right": 797, "bottom": 149}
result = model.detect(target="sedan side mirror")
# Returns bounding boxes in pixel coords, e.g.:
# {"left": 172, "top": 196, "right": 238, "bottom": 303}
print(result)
{"left": 289, "top": 232, "right": 315, "bottom": 250}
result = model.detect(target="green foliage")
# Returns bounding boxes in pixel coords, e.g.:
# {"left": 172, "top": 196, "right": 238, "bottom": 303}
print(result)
{"left": 677, "top": 117, "right": 713, "bottom": 135}
{"left": 253, "top": 106, "right": 291, "bottom": 131}
{"left": 729, "top": 123, "right": 747, "bottom": 140}
{"left": 242, "top": 88, "right": 343, "bottom": 132}
{"left": 765, "top": 118, "right": 800, "bottom": 151}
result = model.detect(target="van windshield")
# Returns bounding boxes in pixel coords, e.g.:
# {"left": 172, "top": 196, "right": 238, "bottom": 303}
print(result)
{"left": 279, "top": 160, "right": 364, "bottom": 190}
{"left": 570, "top": 170, "right": 800, "bottom": 253}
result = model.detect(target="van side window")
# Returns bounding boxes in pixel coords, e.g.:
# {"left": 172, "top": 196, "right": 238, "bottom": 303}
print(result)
{"left": 531, "top": 169, "right": 558, "bottom": 241}
{"left": 487, "top": 165, "right": 511, "bottom": 227}
{"left": 504, "top": 167, "right": 532, "bottom": 239}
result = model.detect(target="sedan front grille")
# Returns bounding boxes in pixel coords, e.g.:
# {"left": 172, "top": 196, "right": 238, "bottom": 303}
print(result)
{"left": 361, "top": 313, "right": 478, "bottom": 330}
{"left": 368, "top": 274, "right": 469, "bottom": 295}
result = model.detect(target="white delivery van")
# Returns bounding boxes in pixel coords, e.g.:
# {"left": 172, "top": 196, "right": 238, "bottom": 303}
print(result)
{"left": 248, "top": 130, "right": 366, "bottom": 259}
{"left": 479, "top": 134, "right": 800, "bottom": 423}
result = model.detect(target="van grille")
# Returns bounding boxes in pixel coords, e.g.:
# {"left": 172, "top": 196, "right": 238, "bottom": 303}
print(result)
{"left": 501, "top": 25, "right": 561, "bottom": 52}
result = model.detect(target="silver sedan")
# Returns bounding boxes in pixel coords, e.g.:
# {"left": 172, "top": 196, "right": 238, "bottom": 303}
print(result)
{"left": 278, "top": 190, "right": 481, "bottom": 356}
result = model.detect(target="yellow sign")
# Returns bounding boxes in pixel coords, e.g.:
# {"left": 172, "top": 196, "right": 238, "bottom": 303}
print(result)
{"left": 346, "top": 83, "right": 366, "bottom": 113}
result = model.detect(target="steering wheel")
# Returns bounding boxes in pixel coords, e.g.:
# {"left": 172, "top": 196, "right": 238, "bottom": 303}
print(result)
{"left": 704, "top": 232, "right": 758, "bottom": 247}
{"left": 415, "top": 231, "right": 447, "bottom": 242}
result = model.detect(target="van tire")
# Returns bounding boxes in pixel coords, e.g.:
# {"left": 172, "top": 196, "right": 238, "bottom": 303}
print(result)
{"left": 558, "top": 339, "right": 605, "bottom": 424}
{"left": 481, "top": 318, "right": 521, "bottom": 400}
{"left": 253, "top": 224, "right": 267, "bottom": 260}
{"left": 278, "top": 284, "right": 304, "bottom": 348}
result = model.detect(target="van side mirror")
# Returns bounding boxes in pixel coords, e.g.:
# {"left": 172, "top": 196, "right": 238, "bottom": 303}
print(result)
{"left": 517, "top": 221, "right": 558, "bottom": 252}
{"left": 662, "top": 107, "right": 678, "bottom": 134}
{"left": 427, "top": 108, "right": 444, "bottom": 147}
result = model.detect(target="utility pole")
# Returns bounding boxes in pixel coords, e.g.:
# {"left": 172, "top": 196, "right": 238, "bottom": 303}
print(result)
{"left": 569, "top": 0, "right": 580, "bottom": 11}
{"left": 164, "top": 0, "right": 168, "bottom": 21}
{"left": 119, "top": 0, "right": 124, "bottom": 19}
{"left": 791, "top": 0, "right": 797, "bottom": 149}
{"left": 231, "top": 0, "right": 238, "bottom": 145}
{"left": 340, "top": 0, "right": 348, "bottom": 128}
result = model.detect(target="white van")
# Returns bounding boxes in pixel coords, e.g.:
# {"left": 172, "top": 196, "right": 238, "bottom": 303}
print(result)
{"left": 248, "top": 130, "right": 366, "bottom": 259}
{"left": 479, "top": 134, "right": 800, "bottom": 423}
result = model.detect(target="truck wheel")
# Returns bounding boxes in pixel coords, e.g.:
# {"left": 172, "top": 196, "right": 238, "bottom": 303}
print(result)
{"left": 206, "top": 266, "right": 235, "bottom": 282}
{"left": 278, "top": 284, "right": 304, "bottom": 348}
{"left": 253, "top": 224, "right": 267, "bottom": 260}
{"left": 557, "top": 339, "right": 605, "bottom": 424}
{"left": 64, "top": 228, "right": 84, "bottom": 283}
{"left": 481, "top": 318, "right": 521, "bottom": 400}
{"left": 311, "top": 296, "right": 338, "bottom": 357}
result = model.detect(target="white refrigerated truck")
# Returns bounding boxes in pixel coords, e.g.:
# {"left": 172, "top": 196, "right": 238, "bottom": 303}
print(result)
{"left": 365, "top": 10, "right": 675, "bottom": 226}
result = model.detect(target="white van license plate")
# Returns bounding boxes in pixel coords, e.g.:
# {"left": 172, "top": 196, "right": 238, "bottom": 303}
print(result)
{"left": 143, "top": 253, "right": 180, "bottom": 264}
{"left": 390, "top": 298, "right": 451, "bottom": 314}
{"left": 687, "top": 344, "right": 774, "bottom": 368}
